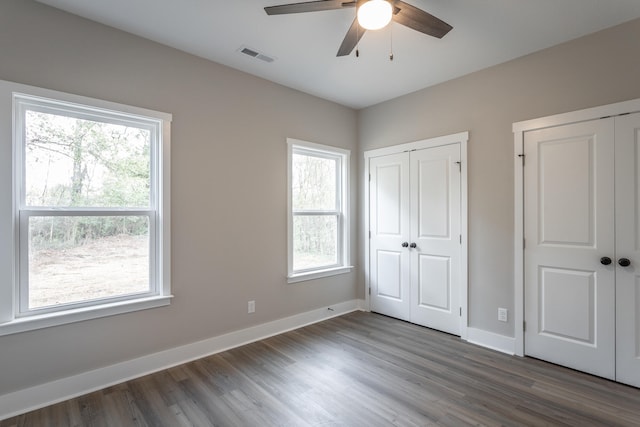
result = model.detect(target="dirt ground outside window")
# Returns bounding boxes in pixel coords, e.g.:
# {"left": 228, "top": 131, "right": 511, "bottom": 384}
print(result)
{"left": 28, "top": 234, "right": 149, "bottom": 309}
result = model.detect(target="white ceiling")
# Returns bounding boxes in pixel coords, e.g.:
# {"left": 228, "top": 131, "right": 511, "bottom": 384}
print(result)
{"left": 36, "top": 0, "right": 640, "bottom": 109}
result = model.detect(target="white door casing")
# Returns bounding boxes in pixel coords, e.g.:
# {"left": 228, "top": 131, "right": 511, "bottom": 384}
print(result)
{"left": 523, "top": 119, "right": 616, "bottom": 379}
{"left": 365, "top": 132, "right": 468, "bottom": 337}
{"left": 615, "top": 112, "right": 640, "bottom": 387}
{"left": 410, "top": 144, "right": 462, "bottom": 335}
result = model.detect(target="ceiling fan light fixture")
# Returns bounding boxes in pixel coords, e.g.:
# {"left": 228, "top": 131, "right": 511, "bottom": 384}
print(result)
{"left": 357, "top": 0, "right": 393, "bottom": 31}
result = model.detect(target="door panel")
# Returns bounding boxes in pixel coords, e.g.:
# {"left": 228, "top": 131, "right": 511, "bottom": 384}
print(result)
{"left": 615, "top": 112, "right": 640, "bottom": 387}
{"left": 376, "top": 164, "right": 403, "bottom": 235}
{"left": 417, "top": 254, "right": 450, "bottom": 310}
{"left": 376, "top": 251, "right": 402, "bottom": 299}
{"left": 369, "top": 153, "right": 410, "bottom": 321}
{"left": 410, "top": 144, "right": 461, "bottom": 335}
{"left": 417, "top": 157, "right": 450, "bottom": 238}
{"left": 524, "top": 119, "right": 615, "bottom": 379}
{"left": 538, "top": 137, "right": 594, "bottom": 246}
{"left": 539, "top": 267, "right": 594, "bottom": 344}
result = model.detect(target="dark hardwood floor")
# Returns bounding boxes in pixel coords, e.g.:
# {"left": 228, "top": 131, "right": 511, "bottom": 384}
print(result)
{"left": 3, "top": 311, "right": 640, "bottom": 426}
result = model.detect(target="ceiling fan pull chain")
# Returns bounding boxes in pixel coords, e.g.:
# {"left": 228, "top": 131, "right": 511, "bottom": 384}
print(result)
{"left": 356, "top": 16, "right": 360, "bottom": 58}
{"left": 389, "top": 23, "right": 394, "bottom": 61}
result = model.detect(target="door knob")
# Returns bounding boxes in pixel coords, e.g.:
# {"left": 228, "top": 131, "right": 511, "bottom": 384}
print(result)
{"left": 618, "top": 258, "right": 631, "bottom": 267}
{"left": 410, "top": 243, "right": 417, "bottom": 248}
{"left": 401, "top": 242, "right": 409, "bottom": 248}
{"left": 600, "top": 257, "right": 612, "bottom": 265}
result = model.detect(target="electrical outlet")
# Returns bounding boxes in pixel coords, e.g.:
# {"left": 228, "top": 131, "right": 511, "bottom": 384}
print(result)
{"left": 498, "top": 307, "right": 508, "bottom": 322}
{"left": 248, "top": 300, "right": 255, "bottom": 314}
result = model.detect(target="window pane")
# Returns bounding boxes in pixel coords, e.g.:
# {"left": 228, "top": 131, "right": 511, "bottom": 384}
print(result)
{"left": 24, "top": 110, "right": 151, "bottom": 208}
{"left": 27, "top": 216, "right": 150, "bottom": 310}
{"left": 293, "top": 215, "right": 337, "bottom": 271}
{"left": 292, "top": 152, "right": 337, "bottom": 210}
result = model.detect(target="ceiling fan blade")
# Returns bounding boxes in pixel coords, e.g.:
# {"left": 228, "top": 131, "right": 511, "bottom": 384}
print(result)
{"left": 392, "top": 0, "right": 452, "bottom": 39}
{"left": 337, "top": 17, "right": 366, "bottom": 56}
{"left": 265, "top": 0, "right": 356, "bottom": 15}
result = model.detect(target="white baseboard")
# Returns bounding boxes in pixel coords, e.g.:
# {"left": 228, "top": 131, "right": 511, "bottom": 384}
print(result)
{"left": 466, "top": 327, "right": 516, "bottom": 355}
{"left": 0, "top": 299, "right": 365, "bottom": 421}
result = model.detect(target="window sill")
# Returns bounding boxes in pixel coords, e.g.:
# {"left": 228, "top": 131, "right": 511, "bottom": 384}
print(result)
{"left": 287, "top": 266, "right": 353, "bottom": 284}
{"left": 0, "top": 295, "right": 173, "bottom": 337}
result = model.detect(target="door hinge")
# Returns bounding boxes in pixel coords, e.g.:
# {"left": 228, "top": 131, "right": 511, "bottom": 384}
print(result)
{"left": 523, "top": 321, "right": 526, "bottom": 332}
{"left": 368, "top": 287, "right": 371, "bottom": 295}
{"left": 460, "top": 235, "right": 462, "bottom": 244}
{"left": 523, "top": 238, "right": 526, "bottom": 249}
{"left": 455, "top": 161, "right": 461, "bottom": 172}
{"left": 459, "top": 307, "right": 462, "bottom": 316}
{"left": 518, "top": 154, "right": 525, "bottom": 166}
{"left": 369, "top": 230, "right": 371, "bottom": 239}
{"left": 369, "top": 173, "right": 371, "bottom": 182}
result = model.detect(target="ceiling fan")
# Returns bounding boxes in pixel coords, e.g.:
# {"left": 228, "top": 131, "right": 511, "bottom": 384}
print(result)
{"left": 264, "top": 0, "right": 453, "bottom": 57}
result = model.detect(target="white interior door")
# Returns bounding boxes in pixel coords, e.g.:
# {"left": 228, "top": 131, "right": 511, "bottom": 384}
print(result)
{"left": 524, "top": 119, "right": 616, "bottom": 380}
{"left": 615, "top": 112, "right": 640, "bottom": 388}
{"left": 409, "top": 144, "right": 461, "bottom": 335}
{"left": 369, "top": 152, "right": 411, "bottom": 321}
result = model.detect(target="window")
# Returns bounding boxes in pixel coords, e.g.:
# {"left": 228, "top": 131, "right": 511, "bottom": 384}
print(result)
{"left": 0, "top": 81, "right": 171, "bottom": 336}
{"left": 287, "top": 138, "right": 351, "bottom": 282}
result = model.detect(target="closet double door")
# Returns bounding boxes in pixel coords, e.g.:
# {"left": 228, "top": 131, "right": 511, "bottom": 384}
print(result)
{"left": 524, "top": 112, "right": 640, "bottom": 387}
{"left": 369, "top": 142, "right": 462, "bottom": 336}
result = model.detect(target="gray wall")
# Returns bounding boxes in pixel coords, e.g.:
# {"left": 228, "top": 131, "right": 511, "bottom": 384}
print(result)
{"left": 0, "top": 0, "right": 358, "bottom": 396}
{"left": 358, "top": 17, "right": 640, "bottom": 337}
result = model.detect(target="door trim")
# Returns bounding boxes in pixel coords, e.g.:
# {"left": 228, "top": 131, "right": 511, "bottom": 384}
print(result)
{"left": 364, "top": 131, "right": 469, "bottom": 340}
{"left": 513, "top": 98, "right": 640, "bottom": 357}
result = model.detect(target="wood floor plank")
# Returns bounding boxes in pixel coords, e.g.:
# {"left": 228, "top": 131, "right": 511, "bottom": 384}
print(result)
{"left": 3, "top": 312, "right": 640, "bottom": 426}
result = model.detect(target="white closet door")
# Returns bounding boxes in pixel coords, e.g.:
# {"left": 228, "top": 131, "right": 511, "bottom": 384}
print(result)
{"left": 369, "top": 152, "right": 411, "bottom": 321}
{"left": 409, "top": 144, "right": 461, "bottom": 335}
{"left": 524, "top": 119, "right": 616, "bottom": 379}
{"left": 615, "top": 112, "right": 640, "bottom": 388}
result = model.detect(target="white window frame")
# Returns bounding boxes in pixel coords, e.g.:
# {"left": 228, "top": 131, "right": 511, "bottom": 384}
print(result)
{"left": 0, "top": 80, "right": 172, "bottom": 336}
{"left": 287, "top": 138, "right": 352, "bottom": 283}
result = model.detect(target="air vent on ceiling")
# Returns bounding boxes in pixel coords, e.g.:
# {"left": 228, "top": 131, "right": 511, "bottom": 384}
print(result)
{"left": 238, "top": 46, "right": 275, "bottom": 63}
